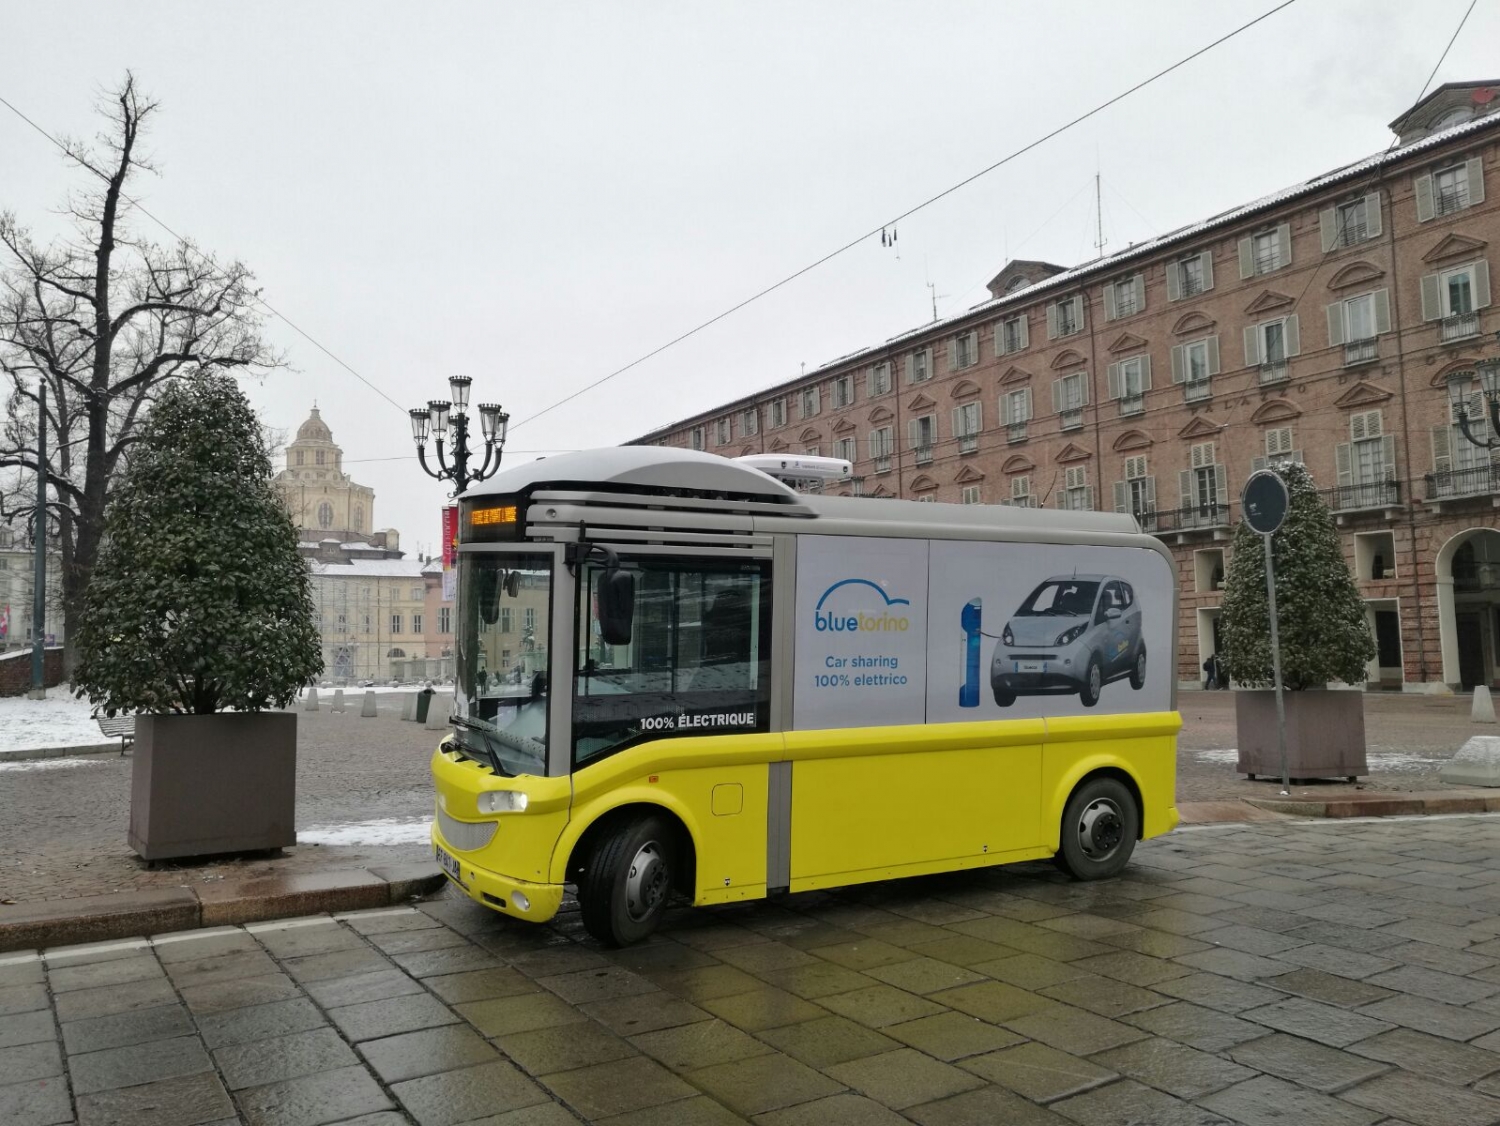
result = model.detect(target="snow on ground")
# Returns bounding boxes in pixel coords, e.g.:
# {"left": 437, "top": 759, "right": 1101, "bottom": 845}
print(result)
{"left": 0, "top": 691, "right": 108, "bottom": 752}
{"left": 1194, "top": 748, "right": 1440, "bottom": 771}
{"left": 0, "top": 757, "right": 106, "bottom": 772}
{"left": 297, "top": 818, "right": 432, "bottom": 846}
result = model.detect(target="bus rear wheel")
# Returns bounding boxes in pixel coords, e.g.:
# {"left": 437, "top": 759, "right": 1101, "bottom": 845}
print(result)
{"left": 579, "top": 813, "right": 677, "bottom": 946}
{"left": 1054, "top": 776, "right": 1138, "bottom": 880}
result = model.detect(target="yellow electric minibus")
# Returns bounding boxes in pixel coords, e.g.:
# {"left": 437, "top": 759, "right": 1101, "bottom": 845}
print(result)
{"left": 431, "top": 447, "right": 1179, "bottom": 945}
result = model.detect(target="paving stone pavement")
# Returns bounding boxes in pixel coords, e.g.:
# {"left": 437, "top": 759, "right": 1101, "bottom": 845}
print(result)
{"left": 12, "top": 816, "right": 1500, "bottom": 1123}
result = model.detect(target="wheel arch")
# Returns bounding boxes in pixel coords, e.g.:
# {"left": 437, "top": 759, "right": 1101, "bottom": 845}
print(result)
{"left": 1048, "top": 762, "right": 1146, "bottom": 851}
{"left": 556, "top": 799, "right": 699, "bottom": 897}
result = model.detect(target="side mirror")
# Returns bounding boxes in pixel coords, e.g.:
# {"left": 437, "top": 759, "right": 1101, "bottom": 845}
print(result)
{"left": 1105, "top": 606, "right": 1123, "bottom": 621}
{"left": 504, "top": 570, "right": 520, "bottom": 597}
{"left": 597, "top": 567, "right": 635, "bottom": 646}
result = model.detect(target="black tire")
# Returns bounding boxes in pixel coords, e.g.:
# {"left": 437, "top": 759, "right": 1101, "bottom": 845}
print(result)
{"left": 993, "top": 685, "right": 1016, "bottom": 707}
{"left": 1128, "top": 644, "right": 1147, "bottom": 690}
{"left": 579, "top": 814, "right": 678, "bottom": 946}
{"left": 1079, "top": 656, "right": 1103, "bottom": 707}
{"left": 1053, "top": 776, "right": 1139, "bottom": 880}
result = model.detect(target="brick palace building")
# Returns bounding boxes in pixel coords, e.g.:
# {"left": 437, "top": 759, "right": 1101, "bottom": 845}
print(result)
{"left": 633, "top": 81, "right": 1500, "bottom": 692}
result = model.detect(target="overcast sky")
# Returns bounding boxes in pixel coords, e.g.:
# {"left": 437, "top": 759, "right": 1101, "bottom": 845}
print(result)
{"left": 3, "top": 0, "right": 1496, "bottom": 552}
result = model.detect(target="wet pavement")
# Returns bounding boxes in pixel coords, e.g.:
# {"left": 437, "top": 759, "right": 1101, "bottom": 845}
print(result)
{"left": 10, "top": 814, "right": 1500, "bottom": 1124}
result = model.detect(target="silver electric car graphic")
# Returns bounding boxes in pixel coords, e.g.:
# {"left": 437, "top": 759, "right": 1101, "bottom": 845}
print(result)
{"left": 990, "top": 574, "right": 1146, "bottom": 708}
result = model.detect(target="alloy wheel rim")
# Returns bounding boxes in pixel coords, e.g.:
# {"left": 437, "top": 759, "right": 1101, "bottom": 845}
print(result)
{"left": 624, "top": 841, "right": 668, "bottom": 922}
{"left": 1077, "top": 798, "right": 1124, "bottom": 859}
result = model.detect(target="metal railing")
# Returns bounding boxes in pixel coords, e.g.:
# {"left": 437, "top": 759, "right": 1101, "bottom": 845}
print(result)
{"left": 1323, "top": 480, "right": 1401, "bottom": 512}
{"left": 958, "top": 434, "right": 979, "bottom": 454}
{"left": 1056, "top": 316, "right": 1080, "bottom": 337}
{"left": 1441, "top": 312, "right": 1478, "bottom": 342}
{"left": 1437, "top": 186, "right": 1469, "bottom": 216}
{"left": 1259, "top": 360, "right": 1288, "bottom": 385}
{"left": 1118, "top": 393, "right": 1145, "bottom": 417}
{"left": 1254, "top": 250, "right": 1281, "bottom": 274}
{"left": 873, "top": 454, "right": 892, "bottom": 474}
{"left": 1131, "top": 508, "right": 1159, "bottom": 533}
{"left": 1338, "top": 220, "right": 1369, "bottom": 247}
{"left": 1343, "top": 337, "right": 1378, "bottom": 366}
{"left": 1058, "top": 407, "right": 1084, "bottom": 431}
{"left": 1425, "top": 463, "right": 1500, "bottom": 501}
{"left": 1006, "top": 422, "right": 1029, "bottom": 444}
{"left": 1153, "top": 503, "right": 1230, "bottom": 534}
{"left": 1181, "top": 274, "right": 1204, "bottom": 297}
{"left": 1184, "top": 378, "right": 1212, "bottom": 403}
{"left": 913, "top": 445, "right": 933, "bottom": 466}
{"left": 1115, "top": 296, "right": 1140, "bottom": 318}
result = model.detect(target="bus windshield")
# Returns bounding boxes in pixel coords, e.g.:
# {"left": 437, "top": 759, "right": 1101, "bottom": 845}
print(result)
{"left": 454, "top": 553, "right": 552, "bottom": 775}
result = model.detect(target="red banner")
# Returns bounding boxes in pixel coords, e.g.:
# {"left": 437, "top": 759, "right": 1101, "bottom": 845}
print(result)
{"left": 442, "top": 505, "right": 458, "bottom": 569}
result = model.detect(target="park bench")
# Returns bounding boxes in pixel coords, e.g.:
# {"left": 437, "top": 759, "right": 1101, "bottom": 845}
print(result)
{"left": 96, "top": 715, "right": 136, "bottom": 755}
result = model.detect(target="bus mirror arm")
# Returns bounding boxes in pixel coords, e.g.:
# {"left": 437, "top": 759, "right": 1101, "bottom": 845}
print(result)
{"left": 566, "top": 538, "right": 635, "bottom": 646}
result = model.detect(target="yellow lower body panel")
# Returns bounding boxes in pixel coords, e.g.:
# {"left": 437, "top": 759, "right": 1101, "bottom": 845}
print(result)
{"left": 431, "top": 823, "right": 566, "bottom": 923}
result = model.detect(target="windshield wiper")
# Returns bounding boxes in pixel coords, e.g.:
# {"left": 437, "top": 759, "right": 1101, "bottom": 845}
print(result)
{"left": 449, "top": 715, "right": 503, "bottom": 774}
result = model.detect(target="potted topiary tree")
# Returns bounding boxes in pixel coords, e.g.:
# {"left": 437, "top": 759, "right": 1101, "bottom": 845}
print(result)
{"left": 74, "top": 375, "right": 322, "bottom": 859}
{"left": 1219, "top": 461, "right": 1376, "bottom": 781}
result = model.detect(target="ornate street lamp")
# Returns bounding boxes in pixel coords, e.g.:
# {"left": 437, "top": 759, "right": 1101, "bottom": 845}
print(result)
{"left": 410, "top": 375, "right": 509, "bottom": 495}
{"left": 1454, "top": 333, "right": 1500, "bottom": 450}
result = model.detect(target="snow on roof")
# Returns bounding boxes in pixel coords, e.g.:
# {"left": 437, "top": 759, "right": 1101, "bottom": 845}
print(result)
{"left": 309, "top": 559, "right": 427, "bottom": 579}
{"left": 634, "top": 110, "right": 1500, "bottom": 441}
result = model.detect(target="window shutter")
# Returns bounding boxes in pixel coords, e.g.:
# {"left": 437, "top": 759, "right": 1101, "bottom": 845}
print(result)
{"left": 1380, "top": 434, "right": 1396, "bottom": 478}
{"left": 1421, "top": 273, "right": 1441, "bottom": 321}
{"left": 1201, "top": 252, "right": 1214, "bottom": 292}
{"left": 999, "top": 394, "right": 1013, "bottom": 426}
{"left": 1020, "top": 388, "right": 1032, "bottom": 421}
{"left": 1077, "top": 372, "right": 1090, "bottom": 406}
{"left": 1207, "top": 334, "right": 1221, "bottom": 375}
{"left": 1475, "top": 260, "right": 1491, "bottom": 308}
{"left": 1432, "top": 425, "right": 1452, "bottom": 473}
{"left": 1374, "top": 289, "right": 1391, "bottom": 334}
{"left": 1171, "top": 344, "right": 1185, "bottom": 383}
{"left": 1103, "top": 283, "right": 1118, "bottom": 321}
{"left": 1046, "top": 304, "right": 1059, "bottom": 339}
{"left": 1214, "top": 467, "right": 1228, "bottom": 509}
{"left": 1365, "top": 191, "right": 1383, "bottom": 238}
{"left": 1238, "top": 236, "right": 1254, "bottom": 279}
{"left": 1252, "top": 456, "right": 1267, "bottom": 473}
{"left": 1276, "top": 223, "right": 1292, "bottom": 267}
{"left": 1243, "top": 325, "right": 1260, "bottom": 367}
{"left": 968, "top": 331, "right": 978, "bottom": 361}
{"left": 1145, "top": 476, "right": 1156, "bottom": 507}
{"left": 948, "top": 339, "right": 959, "bottom": 370}
{"left": 1166, "top": 261, "right": 1182, "bottom": 301}
{"left": 907, "top": 419, "right": 920, "bottom": 449}
{"left": 1320, "top": 207, "right": 1338, "bottom": 252}
{"left": 1066, "top": 466, "right": 1086, "bottom": 490}
{"left": 1114, "top": 481, "right": 1128, "bottom": 513}
{"left": 1017, "top": 315, "right": 1029, "bottom": 350}
{"left": 1107, "top": 362, "right": 1122, "bottom": 400}
{"left": 1179, "top": 469, "right": 1193, "bottom": 506}
{"left": 1416, "top": 173, "right": 1435, "bottom": 222}
{"left": 1051, "top": 378, "right": 1063, "bottom": 414}
{"left": 1284, "top": 314, "right": 1301, "bottom": 357}
{"left": 1468, "top": 157, "right": 1486, "bottom": 206}
{"left": 905, "top": 354, "right": 915, "bottom": 383}
{"left": 1071, "top": 296, "right": 1084, "bottom": 328}
{"left": 1140, "top": 355, "right": 1153, "bottom": 391}
{"left": 951, "top": 406, "right": 962, "bottom": 436}
{"left": 1326, "top": 302, "right": 1346, "bottom": 347}
{"left": 1134, "top": 274, "right": 1146, "bottom": 311}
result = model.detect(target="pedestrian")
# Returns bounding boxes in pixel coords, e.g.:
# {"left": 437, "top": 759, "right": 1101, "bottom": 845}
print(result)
{"left": 1203, "top": 653, "right": 1219, "bottom": 690}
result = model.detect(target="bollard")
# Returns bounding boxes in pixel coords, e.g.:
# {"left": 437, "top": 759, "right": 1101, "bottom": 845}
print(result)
{"left": 303, "top": 686, "right": 319, "bottom": 712}
{"left": 401, "top": 693, "right": 417, "bottom": 721}
{"left": 361, "top": 690, "right": 377, "bottom": 718}
{"left": 425, "top": 694, "right": 451, "bottom": 730}
{"left": 331, "top": 688, "right": 346, "bottom": 714}
{"left": 1474, "top": 685, "right": 1497, "bottom": 724}
{"left": 1441, "top": 734, "right": 1500, "bottom": 786}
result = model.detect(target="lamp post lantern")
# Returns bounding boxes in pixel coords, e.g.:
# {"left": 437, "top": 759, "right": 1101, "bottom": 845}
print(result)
{"left": 410, "top": 375, "right": 509, "bottom": 496}
{"left": 1453, "top": 332, "right": 1500, "bottom": 450}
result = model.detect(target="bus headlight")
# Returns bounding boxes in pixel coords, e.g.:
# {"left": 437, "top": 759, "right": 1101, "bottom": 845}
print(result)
{"left": 477, "top": 790, "right": 529, "bottom": 814}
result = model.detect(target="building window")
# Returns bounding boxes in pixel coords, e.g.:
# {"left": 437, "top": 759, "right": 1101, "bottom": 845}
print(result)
{"left": 1241, "top": 224, "right": 1291, "bottom": 277}
{"left": 1252, "top": 230, "right": 1280, "bottom": 274}
{"left": 500, "top": 606, "right": 514, "bottom": 632}
{"left": 412, "top": 612, "right": 423, "bottom": 634}
{"left": 1052, "top": 371, "right": 1088, "bottom": 429}
{"left": 952, "top": 401, "right": 982, "bottom": 454}
{"left": 352, "top": 504, "right": 363, "bottom": 531}
{"left": 411, "top": 586, "right": 422, "bottom": 601}
{"left": 524, "top": 607, "right": 537, "bottom": 632}
{"left": 1329, "top": 289, "right": 1389, "bottom": 364}
{"left": 1108, "top": 356, "right": 1150, "bottom": 416}
{"left": 315, "top": 449, "right": 326, "bottom": 466}
{"left": 1436, "top": 162, "right": 1472, "bottom": 215}
{"left": 1170, "top": 252, "right": 1212, "bottom": 299}
{"left": 1181, "top": 442, "right": 1226, "bottom": 525}
{"left": 1418, "top": 157, "right": 1484, "bottom": 220}
{"left": 295, "top": 450, "right": 304, "bottom": 466}
{"left": 1114, "top": 455, "right": 1155, "bottom": 523}
{"left": 1000, "top": 387, "right": 1032, "bottom": 443}
{"left": 1335, "top": 411, "right": 1397, "bottom": 510}
{"left": 867, "top": 362, "right": 892, "bottom": 397}
{"left": 833, "top": 437, "right": 856, "bottom": 463}
{"left": 391, "top": 613, "right": 402, "bottom": 635}
{"left": 1048, "top": 296, "right": 1083, "bottom": 339}
{"left": 803, "top": 445, "right": 820, "bottom": 459}
{"left": 950, "top": 330, "right": 978, "bottom": 370}
{"left": 689, "top": 426, "right": 705, "bottom": 451}
{"left": 1245, "top": 316, "right": 1300, "bottom": 384}
{"left": 908, "top": 415, "right": 936, "bottom": 465}
{"left": 1006, "top": 475, "right": 1034, "bottom": 508}
{"left": 830, "top": 375, "right": 854, "bottom": 409}
{"left": 317, "top": 501, "right": 334, "bottom": 529}
{"left": 1336, "top": 197, "right": 1370, "bottom": 246}
{"left": 741, "top": 408, "right": 759, "bottom": 437}
{"left": 336, "top": 613, "right": 347, "bottom": 632}
{"left": 961, "top": 485, "right": 982, "bottom": 505}
{"left": 769, "top": 399, "right": 787, "bottom": 428}
{"left": 1422, "top": 261, "right": 1490, "bottom": 341}
{"left": 1059, "top": 466, "right": 1092, "bottom": 511}
{"left": 440, "top": 606, "right": 451, "bottom": 633}
{"left": 998, "top": 314, "right": 1028, "bottom": 356}
{"left": 870, "top": 426, "right": 894, "bottom": 473}
{"left": 906, "top": 348, "right": 931, "bottom": 384}
{"left": 1173, "top": 336, "right": 1218, "bottom": 401}
{"left": 714, "top": 418, "right": 731, "bottom": 446}
{"left": 1105, "top": 274, "right": 1143, "bottom": 320}
{"left": 799, "top": 386, "right": 821, "bottom": 419}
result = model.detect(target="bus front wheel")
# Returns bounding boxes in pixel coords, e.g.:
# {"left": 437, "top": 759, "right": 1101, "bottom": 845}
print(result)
{"left": 579, "top": 814, "right": 677, "bottom": 946}
{"left": 1054, "top": 777, "right": 1138, "bottom": 881}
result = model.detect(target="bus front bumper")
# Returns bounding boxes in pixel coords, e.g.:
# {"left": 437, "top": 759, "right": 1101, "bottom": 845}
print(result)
{"left": 430, "top": 825, "right": 566, "bottom": 923}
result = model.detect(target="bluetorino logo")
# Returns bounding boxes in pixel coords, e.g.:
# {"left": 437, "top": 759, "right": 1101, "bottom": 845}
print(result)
{"left": 813, "top": 579, "right": 911, "bottom": 633}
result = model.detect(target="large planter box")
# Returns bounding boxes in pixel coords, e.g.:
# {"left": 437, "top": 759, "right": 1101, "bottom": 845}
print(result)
{"left": 129, "top": 713, "right": 297, "bottom": 860}
{"left": 1235, "top": 689, "right": 1368, "bottom": 782}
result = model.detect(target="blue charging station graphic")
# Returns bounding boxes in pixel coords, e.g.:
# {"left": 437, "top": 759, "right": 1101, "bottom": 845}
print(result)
{"left": 959, "top": 598, "right": 982, "bottom": 708}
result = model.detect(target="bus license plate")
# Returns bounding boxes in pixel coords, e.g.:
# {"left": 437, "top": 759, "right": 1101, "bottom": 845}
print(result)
{"left": 435, "top": 844, "right": 462, "bottom": 884}
{"left": 1015, "top": 661, "right": 1044, "bottom": 673}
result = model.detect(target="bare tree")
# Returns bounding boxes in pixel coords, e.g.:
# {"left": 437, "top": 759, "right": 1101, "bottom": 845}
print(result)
{"left": 0, "top": 74, "right": 280, "bottom": 672}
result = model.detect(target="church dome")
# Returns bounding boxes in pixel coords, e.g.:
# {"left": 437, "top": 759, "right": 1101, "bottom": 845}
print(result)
{"left": 295, "top": 406, "right": 334, "bottom": 444}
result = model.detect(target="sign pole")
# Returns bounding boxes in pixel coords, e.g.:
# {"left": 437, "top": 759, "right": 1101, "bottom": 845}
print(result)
{"left": 1263, "top": 533, "right": 1290, "bottom": 795}
{"left": 29, "top": 382, "right": 47, "bottom": 699}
